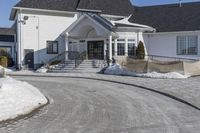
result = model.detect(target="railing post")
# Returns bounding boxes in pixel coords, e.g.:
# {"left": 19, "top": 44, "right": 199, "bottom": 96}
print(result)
{"left": 65, "top": 33, "right": 69, "bottom": 61}
{"left": 109, "top": 35, "right": 112, "bottom": 66}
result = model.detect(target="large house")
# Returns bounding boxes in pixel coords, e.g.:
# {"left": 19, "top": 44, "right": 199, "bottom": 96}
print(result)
{"left": 1, "top": 0, "right": 200, "bottom": 69}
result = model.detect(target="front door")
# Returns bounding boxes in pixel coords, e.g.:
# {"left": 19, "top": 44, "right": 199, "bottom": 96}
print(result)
{"left": 24, "top": 49, "right": 34, "bottom": 69}
{"left": 88, "top": 41, "right": 104, "bottom": 60}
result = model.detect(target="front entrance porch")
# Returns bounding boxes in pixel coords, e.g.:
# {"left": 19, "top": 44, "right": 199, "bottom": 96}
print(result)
{"left": 64, "top": 13, "right": 116, "bottom": 63}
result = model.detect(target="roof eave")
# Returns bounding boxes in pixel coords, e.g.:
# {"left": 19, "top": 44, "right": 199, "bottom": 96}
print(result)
{"left": 10, "top": 8, "right": 18, "bottom": 21}
{"left": 116, "top": 26, "right": 156, "bottom": 32}
{"left": 10, "top": 6, "right": 78, "bottom": 20}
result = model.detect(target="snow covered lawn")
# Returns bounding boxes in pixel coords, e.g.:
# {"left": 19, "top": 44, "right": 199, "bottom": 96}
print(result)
{"left": 104, "top": 64, "right": 190, "bottom": 79}
{"left": 0, "top": 77, "right": 48, "bottom": 122}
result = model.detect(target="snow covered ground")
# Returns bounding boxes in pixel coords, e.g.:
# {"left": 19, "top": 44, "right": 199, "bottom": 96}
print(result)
{"left": 0, "top": 77, "right": 48, "bottom": 121}
{"left": 104, "top": 64, "right": 190, "bottom": 79}
{"left": 0, "top": 66, "right": 14, "bottom": 73}
{"left": 36, "top": 67, "right": 48, "bottom": 73}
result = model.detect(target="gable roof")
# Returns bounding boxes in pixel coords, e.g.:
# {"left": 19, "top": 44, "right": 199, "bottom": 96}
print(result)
{"left": 14, "top": 0, "right": 133, "bottom": 17}
{"left": 14, "top": 0, "right": 79, "bottom": 12}
{"left": 130, "top": 2, "right": 200, "bottom": 32}
{"left": 77, "top": 0, "right": 133, "bottom": 16}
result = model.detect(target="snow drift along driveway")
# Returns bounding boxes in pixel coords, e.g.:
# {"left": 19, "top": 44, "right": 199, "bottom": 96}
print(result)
{"left": 0, "top": 77, "right": 47, "bottom": 122}
{"left": 104, "top": 64, "right": 189, "bottom": 79}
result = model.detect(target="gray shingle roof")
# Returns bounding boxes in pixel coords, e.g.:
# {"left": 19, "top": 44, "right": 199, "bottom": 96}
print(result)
{"left": 15, "top": 0, "right": 79, "bottom": 12}
{"left": 77, "top": 0, "right": 133, "bottom": 16}
{"left": 14, "top": 0, "right": 133, "bottom": 17}
{"left": 130, "top": 2, "right": 200, "bottom": 32}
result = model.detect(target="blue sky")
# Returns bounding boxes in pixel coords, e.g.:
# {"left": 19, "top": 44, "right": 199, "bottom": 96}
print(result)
{"left": 0, "top": 0, "right": 200, "bottom": 27}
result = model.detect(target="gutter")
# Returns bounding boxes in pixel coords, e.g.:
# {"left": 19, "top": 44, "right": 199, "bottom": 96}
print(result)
{"left": 10, "top": 7, "right": 77, "bottom": 20}
{"left": 143, "top": 30, "right": 200, "bottom": 35}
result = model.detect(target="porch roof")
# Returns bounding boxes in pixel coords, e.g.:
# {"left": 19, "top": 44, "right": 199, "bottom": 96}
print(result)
{"left": 65, "top": 13, "right": 155, "bottom": 38}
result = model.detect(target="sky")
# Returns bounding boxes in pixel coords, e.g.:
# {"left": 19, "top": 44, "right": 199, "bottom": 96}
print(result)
{"left": 0, "top": 0, "right": 200, "bottom": 27}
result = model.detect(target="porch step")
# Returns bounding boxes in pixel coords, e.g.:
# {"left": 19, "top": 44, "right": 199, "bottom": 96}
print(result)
{"left": 48, "top": 60, "right": 106, "bottom": 73}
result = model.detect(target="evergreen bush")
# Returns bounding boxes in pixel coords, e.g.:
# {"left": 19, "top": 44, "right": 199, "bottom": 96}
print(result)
{"left": 0, "top": 56, "right": 8, "bottom": 68}
{"left": 136, "top": 41, "right": 145, "bottom": 59}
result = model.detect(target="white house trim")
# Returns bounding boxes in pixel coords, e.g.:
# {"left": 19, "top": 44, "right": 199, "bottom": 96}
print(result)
{"left": 77, "top": 8, "right": 102, "bottom": 13}
{"left": 65, "top": 14, "right": 112, "bottom": 36}
{"left": 144, "top": 30, "right": 200, "bottom": 35}
{"left": 10, "top": 7, "right": 77, "bottom": 20}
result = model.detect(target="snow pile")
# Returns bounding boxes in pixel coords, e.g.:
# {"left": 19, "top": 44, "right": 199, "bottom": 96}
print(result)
{"left": 0, "top": 66, "right": 13, "bottom": 73}
{"left": 104, "top": 64, "right": 137, "bottom": 76}
{"left": 36, "top": 67, "right": 48, "bottom": 73}
{"left": 104, "top": 64, "right": 189, "bottom": 79}
{"left": 0, "top": 77, "right": 48, "bottom": 121}
{"left": 137, "top": 72, "right": 189, "bottom": 79}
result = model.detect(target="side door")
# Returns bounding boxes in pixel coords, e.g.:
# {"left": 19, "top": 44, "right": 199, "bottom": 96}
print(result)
{"left": 24, "top": 49, "right": 34, "bottom": 69}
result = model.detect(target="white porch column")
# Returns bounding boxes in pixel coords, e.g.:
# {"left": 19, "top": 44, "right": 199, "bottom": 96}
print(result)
{"left": 125, "top": 38, "right": 128, "bottom": 56}
{"left": 114, "top": 39, "right": 117, "bottom": 56}
{"left": 109, "top": 35, "right": 112, "bottom": 65}
{"left": 104, "top": 39, "right": 107, "bottom": 60}
{"left": 65, "top": 33, "right": 69, "bottom": 61}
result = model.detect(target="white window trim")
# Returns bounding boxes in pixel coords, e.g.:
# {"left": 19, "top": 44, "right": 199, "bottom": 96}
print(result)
{"left": 177, "top": 35, "right": 198, "bottom": 55}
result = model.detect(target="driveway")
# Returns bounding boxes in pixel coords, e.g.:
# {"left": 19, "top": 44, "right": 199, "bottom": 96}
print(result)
{"left": 0, "top": 76, "right": 200, "bottom": 133}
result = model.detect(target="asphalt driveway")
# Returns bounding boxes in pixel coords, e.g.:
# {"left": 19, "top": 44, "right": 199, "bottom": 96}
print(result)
{"left": 0, "top": 76, "right": 200, "bottom": 133}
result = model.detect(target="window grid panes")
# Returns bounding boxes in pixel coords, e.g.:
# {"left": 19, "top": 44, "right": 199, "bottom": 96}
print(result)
{"left": 128, "top": 43, "right": 135, "bottom": 56}
{"left": 116, "top": 39, "right": 125, "bottom": 56}
{"left": 117, "top": 43, "right": 125, "bottom": 56}
{"left": 47, "top": 41, "right": 58, "bottom": 54}
{"left": 177, "top": 36, "right": 198, "bottom": 55}
{"left": 127, "top": 39, "right": 136, "bottom": 56}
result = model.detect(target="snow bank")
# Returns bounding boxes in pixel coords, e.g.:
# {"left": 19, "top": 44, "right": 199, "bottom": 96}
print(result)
{"left": 0, "top": 77, "right": 48, "bottom": 121}
{"left": 137, "top": 72, "right": 189, "bottom": 79}
{"left": 36, "top": 67, "right": 48, "bottom": 73}
{"left": 0, "top": 66, "right": 13, "bottom": 73}
{"left": 104, "top": 64, "right": 189, "bottom": 79}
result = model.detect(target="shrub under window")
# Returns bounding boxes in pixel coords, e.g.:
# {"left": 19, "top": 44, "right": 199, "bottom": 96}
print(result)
{"left": 47, "top": 41, "right": 58, "bottom": 54}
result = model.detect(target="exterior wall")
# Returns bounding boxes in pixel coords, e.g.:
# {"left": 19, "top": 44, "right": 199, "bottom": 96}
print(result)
{"left": 17, "top": 10, "right": 78, "bottom": 68}
{"left": 145, "top": 32, "right": 200, "bottom": 60}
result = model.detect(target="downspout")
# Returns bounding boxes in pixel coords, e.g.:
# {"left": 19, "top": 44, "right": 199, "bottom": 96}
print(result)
{"left": 36, "top": 16, "right": 40, "bottom": 68}
{"left": 18, "top": 9, "right": 22, "bottom": 69}
{"left": 76, "top": 0, "right": 81, "bottom": 9}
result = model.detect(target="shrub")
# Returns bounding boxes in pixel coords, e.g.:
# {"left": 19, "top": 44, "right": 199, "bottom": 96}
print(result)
{"left": 0, "top": 49, "right": 14, "bottom": 67}
{"left": 136, "top": 41, "right": 145, "bottom": 59}
{"left": 0, "top": 56, "right": 8, "bottom": 68}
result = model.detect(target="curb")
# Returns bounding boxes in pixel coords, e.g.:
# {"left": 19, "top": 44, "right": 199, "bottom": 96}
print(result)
{"left": 9, "top": 73, "right": 200, "bottom": 111}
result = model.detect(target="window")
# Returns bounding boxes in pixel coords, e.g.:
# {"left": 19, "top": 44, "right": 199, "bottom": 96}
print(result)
{"left": 0, "top": 35, "right": 15, "bottom": 42}
{"left": 47, "top": 41, "right": 58, "bottom": 54}
{"left": 128, "top": 43, "right": 135, "bottom": 56}
{"left": 128, "top": 39, "right": 136, "bottom": 56}
{"left": 117, "top": 39, "right": 125, "bottom": 56}
{"left": 117, "top": 43, "right": 125, "bottom": 56}
{"left": 177, "top": 36, "right": 198, "bottom": 55}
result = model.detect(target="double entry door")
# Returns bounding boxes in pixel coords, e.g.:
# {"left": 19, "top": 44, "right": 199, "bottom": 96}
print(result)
{"left": 87, "top": 41, "right": 104, "bottom": 60}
